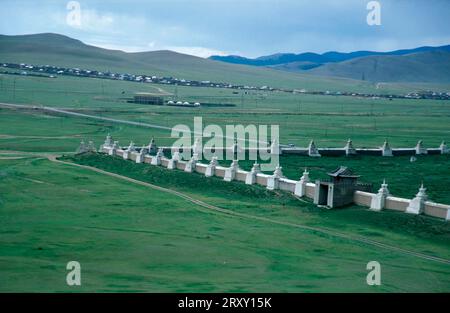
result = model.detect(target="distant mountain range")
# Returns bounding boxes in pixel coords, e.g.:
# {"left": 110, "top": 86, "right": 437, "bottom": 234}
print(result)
{"left": 210, "top": 46, "right": 450, "bottom": 66}
{"left": 210, "top": 46, "right": 450, "bottom": 82}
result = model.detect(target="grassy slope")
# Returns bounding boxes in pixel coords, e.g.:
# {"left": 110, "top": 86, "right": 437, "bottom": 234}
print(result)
{"left": 308, "top": 51, "right": 450, "bottom": 83}
{"left": 0, "top": 33, "right": 379, "bottom": 92}
{"left": 0, "top": 154, "right": 449, "bottom": 292}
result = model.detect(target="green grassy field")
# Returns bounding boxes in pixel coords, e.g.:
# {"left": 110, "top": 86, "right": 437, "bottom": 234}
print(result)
{"left": 1, "top": 108, "right": 450, "bottom": 203}
{"left": 0, "top": 154, "right": 449, "bottom": 292}
{"left": 1, "top": 73, "right": 450, "bottom": 148}
{"left": 0, "top": 108, "right": 170, "bottom": 153}
{"left": 1, "top": 65, "right": 449, "bottom": 293}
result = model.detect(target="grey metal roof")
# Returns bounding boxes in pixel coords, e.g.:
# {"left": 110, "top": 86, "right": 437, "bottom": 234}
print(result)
{"left": 327, "top": 166, "right": 360, "bottom": 178}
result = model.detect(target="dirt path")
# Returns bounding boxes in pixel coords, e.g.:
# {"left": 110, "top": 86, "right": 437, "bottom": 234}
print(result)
{"left": 0, "top": 102, "right": 270, "bottom": 145}
{"left": 0, "top": 156, "right": 28, "bottom": 160}
{"left": 0, "top": 134, "right": 80, "bottom": 140}
{"left": 43, "top": 154, "right": 450, "bottom": 265}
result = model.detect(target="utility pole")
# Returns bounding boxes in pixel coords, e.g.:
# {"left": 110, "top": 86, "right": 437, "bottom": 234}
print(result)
{"left": 13, "top": 78, "right": 16, "bottom": 100}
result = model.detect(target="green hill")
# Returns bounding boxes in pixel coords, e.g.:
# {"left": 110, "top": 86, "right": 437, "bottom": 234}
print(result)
{"left": 307, "top": 51, "right": 450, "bottom": 83}
{"left": 0, "top": 33, "right": 376, "bottom": 92}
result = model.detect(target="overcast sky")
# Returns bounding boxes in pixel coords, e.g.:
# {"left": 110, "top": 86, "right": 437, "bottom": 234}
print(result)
{"left": 1, "top": 0, "right": 449, "bottom": 58}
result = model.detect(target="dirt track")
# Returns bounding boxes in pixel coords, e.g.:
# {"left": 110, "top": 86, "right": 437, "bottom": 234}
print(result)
{"left": 2, "top": 149, "right": 449, "bottom": 264}
{"left": 40, "top": 154, "right": 450, "bottom": 266}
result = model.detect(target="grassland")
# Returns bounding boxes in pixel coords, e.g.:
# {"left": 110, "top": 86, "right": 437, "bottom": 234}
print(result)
{"left": 1, "top": 71, "right": 450, "bottom": 201}
{"left": 1, "top": 63, "right": 449, "bottom": 292}
{"left": 0, "top": 153, "right": 449, "bottom": 292}
{"left": 0, "top": 108, "right": 170, "bottom": 153}
{"left": 1, "top": 73, "right": 450, "bottom": 149}
{"left": 1, "top": 107, "right": 450, "bottom": 203}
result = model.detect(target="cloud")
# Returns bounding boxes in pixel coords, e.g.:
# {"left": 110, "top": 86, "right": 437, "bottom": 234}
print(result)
{"left": 83, "top": 41, "right": 151, "bottom": 53}
{"left": 85, "top": 40, "right": 230, "bottom": 58}
{"left": 163, "top": 46, "right": 229, "bottom": 58}
{"left": 51, "top": 8, "right": 132, "bottom": 35}
{"left": 1, "top": 0, "right": 449, "bottom": 58}
{"left": 76, "top": 9, "right": 115, "bottom": 32}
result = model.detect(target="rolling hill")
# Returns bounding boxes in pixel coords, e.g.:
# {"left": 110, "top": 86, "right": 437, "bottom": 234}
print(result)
{"left": 0, "top": 33, "right": 376, "bottom": 92}
{"left": 211, "top": 46, "right": 450, "bottom": 83}
{"left": 307, "top": 51, "right": 450, "bottom": 83}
